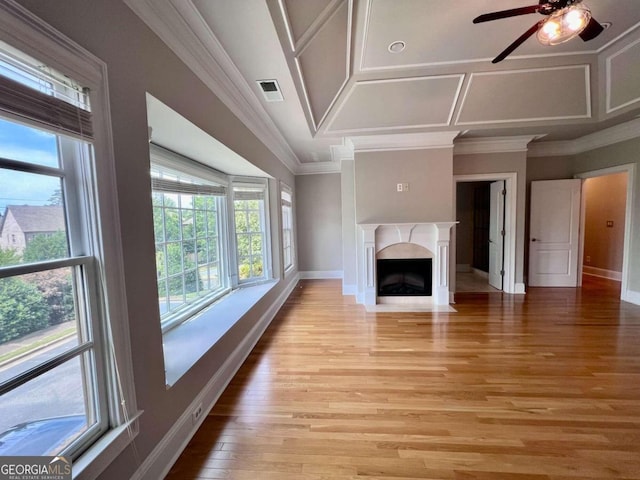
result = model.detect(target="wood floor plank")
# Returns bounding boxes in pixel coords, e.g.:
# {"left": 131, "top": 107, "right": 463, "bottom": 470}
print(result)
{"left": 165, "top": 277, "right": 640, "bottom": 480}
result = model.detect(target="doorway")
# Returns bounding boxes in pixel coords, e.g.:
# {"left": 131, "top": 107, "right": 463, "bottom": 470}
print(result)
{"left": 528, "top": 163, "right": 635, "bottom": 303}
{"left": 454, "top": 173, "right": 515, "bottom": 294}
{"left": 577, "top": 167, "right": 633, "bottom": 300}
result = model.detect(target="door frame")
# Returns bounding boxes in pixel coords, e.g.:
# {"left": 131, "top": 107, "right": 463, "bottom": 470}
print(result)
{"left": 574, "top": 163, "right": 636, "bottom": 302}
{"left": 453, "top": 172, "right": 518, "bottom": 295}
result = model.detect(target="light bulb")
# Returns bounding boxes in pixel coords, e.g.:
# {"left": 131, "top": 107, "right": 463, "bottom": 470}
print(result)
{"left": 541, "top": 19, "right": 561, "bottom": 40}
{"left": 537, "top": 5, "right": 592, "bottom": 45}
{"left": 564, "top": 8, "right": 589, "bottom": 32}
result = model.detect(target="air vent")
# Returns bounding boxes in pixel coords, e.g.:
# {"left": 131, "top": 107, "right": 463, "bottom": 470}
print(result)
{"left": 257, "top": 79, "right": 284, "bottom": 102}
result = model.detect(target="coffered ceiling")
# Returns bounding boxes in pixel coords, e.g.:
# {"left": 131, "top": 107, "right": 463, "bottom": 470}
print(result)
{"left": 126, "top": 0, "right": 640, "bottom": 174}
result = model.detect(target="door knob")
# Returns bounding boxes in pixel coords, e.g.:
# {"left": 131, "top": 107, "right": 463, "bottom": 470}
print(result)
{"left": 531, "top": 238, "right": 537, "bottom": 242}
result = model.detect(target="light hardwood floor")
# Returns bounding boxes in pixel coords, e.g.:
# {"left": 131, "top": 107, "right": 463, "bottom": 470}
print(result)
{"left": 166, "top": 276, "right": 640, "bottom": 480}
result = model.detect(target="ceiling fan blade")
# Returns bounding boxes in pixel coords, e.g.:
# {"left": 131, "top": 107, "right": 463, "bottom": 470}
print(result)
{"left": 579, "top": 17, "right": 605, "bottom": 41}
{"left": 473, "top": 5, "right": 540, "bottom": 24}
{"left": 492, "top": 22, "right": 541, "bottom": 63}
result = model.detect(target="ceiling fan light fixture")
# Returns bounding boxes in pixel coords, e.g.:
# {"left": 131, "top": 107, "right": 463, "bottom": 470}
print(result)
{"left": 537, "top": 4, "right": 592, "bottom": 45}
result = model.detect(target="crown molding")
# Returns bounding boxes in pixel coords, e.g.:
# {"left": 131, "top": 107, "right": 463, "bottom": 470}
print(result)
{"left": 454, "top": 135, "right": 542, "bottom": 155}
{"left": 330, "top": 142, "right": 354, "bottom": 161}
{"left": 294, "top": 142, "right": 350, "bottom": 175}
{"left": 124, "top": 0, "right": 300, "bottom": 174}
{"left": 528, "top": 117, "right": 640, "bottom": 157}
{"left": 347, "top": 131, "right": 460, "bottom": 152}
{"left": 296, "top": 161, "right": 342, "bottom": 175}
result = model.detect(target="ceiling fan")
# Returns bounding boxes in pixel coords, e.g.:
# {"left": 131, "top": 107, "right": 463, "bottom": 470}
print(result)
{"left": 473, "top": 0, "right": 605, "bottom": 63}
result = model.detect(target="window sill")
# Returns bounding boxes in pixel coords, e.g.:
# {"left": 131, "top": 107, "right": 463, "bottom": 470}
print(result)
{"left": 162, "top": 281, "right": 277, "bottom": 386}
{"left": 73, "top": 412, "right": 142, "bottom": 480}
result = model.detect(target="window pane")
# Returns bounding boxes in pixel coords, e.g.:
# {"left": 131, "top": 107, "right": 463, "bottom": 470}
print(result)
{"left": 235, "top": 210, "right": 247, "bottom": 232}
{"left": 248, "top": 212, "right": 260, "bottom": 232}
{"left": 152, "top": 186, "right": 224, "bottom": 321}
{"left": 0, "top": 267, "right": 81, "bottom": 382}
{"left": 0, "top": 170, "right": 68, "bottom": 266}
{"left": 207, "top": 212, "right": 217, "bottom": 234}
{"left": 234, "top": 191, "right": 265, "bottom": 282}
{"left": 194, "top": 210, "right": 206, "bottom": 239}
{"left": 181, "top": 209, "right": 194, "bottom": 241}
{"left": 164, "top": 208, "right": 181, "bottom": 241}
{"left": 237, "top": 233, "right": 249, "bottom": 257}
{"left": 238, "top": 256, "right": 250, "bottom": 280}
{"left": 0, "top": 116, "right": 59, "bottom": 168}
{"left": 152, "top": 206, "right": 164, "bottom": 242}
{"left": 207, "top": 238, "right": 218, "bottom": 263}
{"left": 251, "top": 235, "right": 263, "bottom": 255}
{"left": 166, "top": 243, "right": 183, "bottom": 276}
{"left": 157, "top": 279, "right": 169, "bottom": 315}
{"left": 196, "top": 239, "right": 207, "bottom": 266}
{"left": 0, "top": 354, "right": 96, "bottom": 456}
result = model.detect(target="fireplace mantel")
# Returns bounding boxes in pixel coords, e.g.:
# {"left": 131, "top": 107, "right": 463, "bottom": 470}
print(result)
{"left": 356, "top": 222, "right": 456, "bottom": 307}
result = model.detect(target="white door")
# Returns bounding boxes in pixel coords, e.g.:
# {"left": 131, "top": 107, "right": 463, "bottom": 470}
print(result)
{"left": 529, "top": 179, "right": 582, "bottom": 287}
{"left": 488, "top": 181, "right": 505, "bottom": 290}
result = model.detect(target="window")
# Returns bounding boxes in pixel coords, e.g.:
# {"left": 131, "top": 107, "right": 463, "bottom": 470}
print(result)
{"left": 0, "top": 44, "right": 108, "bottom": 459}
{"left": 233, "top": 182, "right": 268, "bottom": 283}
{"left": 150, "top": 148, "right": 271, "bottom": 332}
{"left": 281, "top": 183, "right": 294, "bottom": 271}
{"left": 151, "top": 159, "right": 229, "bottom": 330}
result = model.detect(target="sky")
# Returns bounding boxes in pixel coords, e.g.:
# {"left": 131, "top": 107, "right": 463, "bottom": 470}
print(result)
{"left": 0, "top": 117, "right": 61, "bottom": 214}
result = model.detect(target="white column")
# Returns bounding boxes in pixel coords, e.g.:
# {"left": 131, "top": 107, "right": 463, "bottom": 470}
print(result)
{"left": 360, "top": 224, "right": 378, "bottom": 305}
{"left": 433, "top": 223, "right": 454, "bottom": 305}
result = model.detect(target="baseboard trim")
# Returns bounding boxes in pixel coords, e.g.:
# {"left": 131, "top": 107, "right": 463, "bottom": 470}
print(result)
{"left": 299, "top": 270, "right": 343, "bottom": 279}
{"left": 583, "top": 266, "right": 622, "bottom": 281}
{"left": 514, "top": 283, "right": 526, "bottom": 294}
{"left": 342, "top": 283, "right": 357, "bottom": 296}
{"left": 132, "top": 273, "right": 299, "bottom": 480}
{"left": 622, "top": 289, "right": 640, "bottom": 305}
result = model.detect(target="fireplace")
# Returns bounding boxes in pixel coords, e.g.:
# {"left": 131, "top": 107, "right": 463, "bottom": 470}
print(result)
{"left": 356, "top": 222, "right": 456, "bottom": 307}
{"left": 377, "top": 258, "right": 432, "bottom": 296}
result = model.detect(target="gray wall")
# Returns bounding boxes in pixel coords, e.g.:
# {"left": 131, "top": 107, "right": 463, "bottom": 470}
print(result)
{"left": 14, "top": 1, "right": 295, "bottom": 479}
{"left": 355, "top": 148, "right": 454, "bottom": 224}
{"left": 295, "top": 173, "right": 343, "bottom": 272}
{"left": 583, "top": 173, "right": 627, "bottom": 273}
{"left": 526, "top": 155, "right": 575, "bottom": 183}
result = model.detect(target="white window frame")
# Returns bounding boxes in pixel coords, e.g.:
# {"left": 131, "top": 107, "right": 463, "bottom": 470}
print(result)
{"left": 280, "top": 182, "right": 294, "bottom": 273}
{"left": 150, "top": 149, "right": 273, "bottom": 332}
{"left": 230, "top": 177, "right": 272, "bottom": 286}
{"left": 0, "top": 137, "right": 110, "bottom": 460}
{"left": 150, "top": 145, "right": 232, "bottom": 332}
{"left": 0, "top": 2, "right": 138, "bottom": 477}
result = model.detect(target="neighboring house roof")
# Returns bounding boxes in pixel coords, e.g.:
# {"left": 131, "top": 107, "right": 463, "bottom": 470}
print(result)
{"left": 3, "top": 205, "right": 65, "bottom": 233}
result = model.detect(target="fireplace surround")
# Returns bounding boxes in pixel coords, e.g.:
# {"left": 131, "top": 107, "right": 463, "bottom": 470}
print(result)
{"left": 356, "top": 222, "right": 456, "bottom": 307}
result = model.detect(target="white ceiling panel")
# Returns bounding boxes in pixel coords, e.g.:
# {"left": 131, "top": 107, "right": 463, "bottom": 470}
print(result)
{"left": 457, "top": 66, "right": 590, "bottom": 125}
{"left": 328, "top": 75, "right": 463, "bottom": 132}
{"left": 297, "top": 0, "right": 349, "bottom": 127}
{"left": 360, "top": 0, "right": 640, "bottom": 71}
{"left": 283, "top": 0, "right": 334, "bottom": 46}
{"left": 130, "top": 0, "right": 640, "bottom": 171}
{"left": 606, "top": 38, "right": 640, "bottom": 113}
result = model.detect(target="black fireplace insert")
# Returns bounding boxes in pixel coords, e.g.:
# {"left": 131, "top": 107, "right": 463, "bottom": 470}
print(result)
{"left": 377, "top": 258, "right": 432, "bottom": 297}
